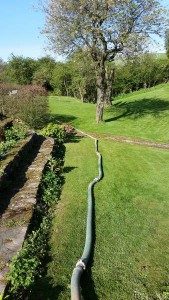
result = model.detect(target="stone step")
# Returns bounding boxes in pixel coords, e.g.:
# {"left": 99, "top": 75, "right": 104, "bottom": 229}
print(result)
{"left": 0, "top": 134, "right": 44, "bottom": 216}
{"left": 0, "top": 136, "right": 54, "bottom": 294}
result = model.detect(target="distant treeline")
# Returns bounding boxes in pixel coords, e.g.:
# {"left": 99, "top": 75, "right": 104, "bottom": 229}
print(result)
{"left": 0, "top": 52, "right": 169, "bottom": 102}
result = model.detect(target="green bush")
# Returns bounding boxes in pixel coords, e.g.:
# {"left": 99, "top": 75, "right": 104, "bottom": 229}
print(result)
{"left": 8, "top": 217, "right": 49, "bottom": 293}
{"left": 2, "top": 95, "right": 49, "bottom": 129}
{"left": 0, "top": 140, "right": 16, "bottom": 159}
{"left": 0, "top": 123, "right": 28, "bottom": 160}
{"left": 5, "top": 123, "right": 28, "bottom": 142}
{"left": 40, "top": 123, "right": 66, "bottom": 143}
{"left": 17, "top": 95, "right": 49, "bottom": 129}
{"left": 0, "top": 85, "right": 49, "bottom": 129}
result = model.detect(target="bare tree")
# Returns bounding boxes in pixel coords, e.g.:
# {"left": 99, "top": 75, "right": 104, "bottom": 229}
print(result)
{"left": 43, "top": 0, "right": 168, "bottom": 122}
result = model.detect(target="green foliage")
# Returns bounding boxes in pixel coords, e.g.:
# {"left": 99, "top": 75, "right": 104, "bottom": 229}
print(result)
{"left": 113, "top": 54, "right": 169, "bottom": 96}
{"left": 5, "top": 123, "right": 28, "bottom": 142}
{"left": 7, "top": 152, "right": 64, "bottom": 297}
{"left": 8, "top": 217, "right": 50, "bottom": 293}
{"left": 0, "top": 140, "right": 16, "bottom": 159}
{"left": 0, "top": 123, "right": 28, "bottom": 159}
{"left": 33, "top": 56, "right": 55, "bottom": 89}
{"left": 42, "top": 160, "right": 63, "bottom": 206}
{"left": 51, "top": 63, "right": 72, "bottom": 96}
{"left": 40, "top": 123, "right": 66, "bottom": 142}
{"left": 0, "top": 85, "right": 49, "bottom": 129}
{"left": 7, "top": 55, "right": 38, "bottom": 85}
{"left": 69, "top": 51, "right": 96, "bottom": 102}
{"left": 1, "top": 51, "right": 169, "bottom": 104}
{"left": 16, "top": 95, "right": 49, "bottom": 129}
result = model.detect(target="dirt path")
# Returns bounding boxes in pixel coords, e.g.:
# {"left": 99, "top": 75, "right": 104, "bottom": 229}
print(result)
{"left": 75, "top": 129, "right": 169, "bottom": 150}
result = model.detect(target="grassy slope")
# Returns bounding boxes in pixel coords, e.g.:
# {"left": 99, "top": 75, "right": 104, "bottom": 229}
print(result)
{"left": 42, "top": 138, "right": 169, "bottom": 300}
{"left": 44, "top": 84, "right": 169, "bottom": 299}
{"left": 49, "top": 83, "right": 169, "bottom": 142}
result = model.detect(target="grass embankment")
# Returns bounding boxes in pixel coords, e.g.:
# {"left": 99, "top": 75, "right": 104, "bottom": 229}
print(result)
{"left": 49, "top": 83, "right": 169, "bottom": 142}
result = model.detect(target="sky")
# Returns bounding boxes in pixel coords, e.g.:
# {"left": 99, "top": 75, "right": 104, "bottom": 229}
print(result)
{"left": 0, "top": 0, "right": 60, "bottom": 61}
{"left": 0, "top": 0, "right": 169, "bottom": 62}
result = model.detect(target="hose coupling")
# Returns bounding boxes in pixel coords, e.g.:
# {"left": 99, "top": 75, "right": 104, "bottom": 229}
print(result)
{"left": 76, "top": 259, "right": 86, "bottom": 270}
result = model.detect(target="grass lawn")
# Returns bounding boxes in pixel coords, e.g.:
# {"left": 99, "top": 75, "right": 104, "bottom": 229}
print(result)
{"left": 34, "top": 137, "right": 169, "bottom": 300}
{"left": 37, "top": 84, "right": 169, "bottom": 299}
{"left": 49, "top": 83, "right": 169, "bottom": 143}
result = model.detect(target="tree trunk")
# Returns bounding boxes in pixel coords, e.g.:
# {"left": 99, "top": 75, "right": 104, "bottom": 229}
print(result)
{"left": 63, "top": 79, "right": 69, "bottom": 96}
{"left": 79, "top": 87, "right": 84, "bottom": 102}
{"left": 96, "top": 59, "right": 106, "bottom": 123}
{"left": 105, "top": 67, "right": 115, "bottom": 107}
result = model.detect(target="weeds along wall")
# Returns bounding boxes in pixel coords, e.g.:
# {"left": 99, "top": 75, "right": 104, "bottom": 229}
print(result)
{"left": 0, "top": 123, "right": 28, "bottom": 160}
{"left": 4, "top": 132, "right": 66, "bottom": 299}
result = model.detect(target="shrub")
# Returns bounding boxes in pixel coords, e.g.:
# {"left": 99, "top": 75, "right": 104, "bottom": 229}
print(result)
{"left": 40, "top": 123, "right": 66, "bottom": 143}
{"left": 0, "top": 123, "right": 28, "bottom": 159}
{"left": 0, "top": 140, "right": 16, "bottom": 159}
{"left": 15, "top": 95, "right": 49, "bottom": 129}
{"left": 17, "top": 85, "right": 48, "bottom": 97}
{"left": 5, "top": 123, "right": 28, "bottom": 142}
{"left": 8, "top": 217, "right": 50, "bottom": 293}
{"left": 0, "top": 85, "right": 49, "bottom": 129}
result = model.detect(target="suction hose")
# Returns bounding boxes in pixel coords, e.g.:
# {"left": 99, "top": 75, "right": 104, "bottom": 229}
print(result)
{"left": 71, "top": 132, "right": 103, "bottom": 300}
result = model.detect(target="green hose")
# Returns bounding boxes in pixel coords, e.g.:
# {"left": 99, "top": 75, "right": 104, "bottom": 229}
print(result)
{"left": 71, "top": 138, "right": 103, "bottom": 300}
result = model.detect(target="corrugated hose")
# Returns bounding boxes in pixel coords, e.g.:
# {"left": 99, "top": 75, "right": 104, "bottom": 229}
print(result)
{"left": 71, "top": 131, "right": 103, "bottom": 300}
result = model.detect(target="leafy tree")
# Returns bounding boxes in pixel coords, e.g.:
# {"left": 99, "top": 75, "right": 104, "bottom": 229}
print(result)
{"left": 51, "top": 63, "right": 72, "bottom": 96}
{"left": 7, "top": 55, "right": 37, "bottom": 85}
{"left": 113, "top": 53, "right": 169, "bottom": 96}
{"left": 33, "top": 56, "right": 56, "bottom": 90}
{"left": 43, "top": 0, "right": 168, "bottom": 122}
{"left": 69, "top": 50, "right": 96, "bottom": 102}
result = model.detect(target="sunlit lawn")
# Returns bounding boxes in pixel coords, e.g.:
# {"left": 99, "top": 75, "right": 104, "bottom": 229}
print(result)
{"left": 31, "top": 138, "right": 169, "bottom": 299}
{"left": 31, "top": 84, "right": 169, "bottom": 299}
{"left": 49, "top": 83, "right": 169, "bottom": 142}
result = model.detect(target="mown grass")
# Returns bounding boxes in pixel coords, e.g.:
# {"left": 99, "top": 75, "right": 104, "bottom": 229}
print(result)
{"left": 49, "top": 83, "right": 169, "bottom": 142}
{"left": 36, "top": 136, "right": 169, "bottom": 300}
{"left": 43, "top": 84, "right": 169, "bottom": 299}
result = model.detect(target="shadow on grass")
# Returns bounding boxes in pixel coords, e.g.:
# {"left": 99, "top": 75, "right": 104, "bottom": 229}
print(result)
{"left": 50, "top": 114, "right": 77, "bottom": 124}
{"left": 81, "top": 187, "right": 98, "bottom": 300}
{"left": 63, "top": 166, "right": 77, "bottom": 173}
{"left": 81, "top": 155, "right": 104, "bottom": 300}
{"left": 30, "top": 279, "right": 65, "bottom": 300}
{"left": 105, "top": 98, "right": 169, "bottom": 123}
{"left": 66, "top": 134, "right": 84, "bottom": 144}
